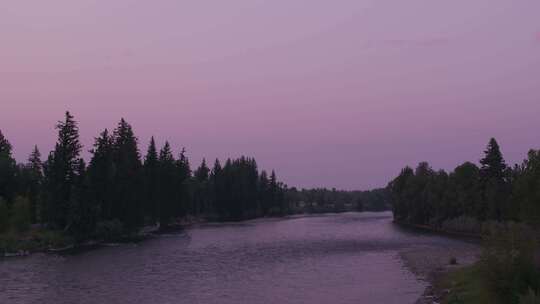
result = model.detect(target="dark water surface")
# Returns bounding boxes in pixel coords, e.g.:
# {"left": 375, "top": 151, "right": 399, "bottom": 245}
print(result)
{"left": 0, "top": 212, "right": 472, "bottom": 304}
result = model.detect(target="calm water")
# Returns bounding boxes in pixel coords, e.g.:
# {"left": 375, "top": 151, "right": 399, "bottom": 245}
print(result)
{"left": 0, "top": 212, "right": 472, "bottom": 304}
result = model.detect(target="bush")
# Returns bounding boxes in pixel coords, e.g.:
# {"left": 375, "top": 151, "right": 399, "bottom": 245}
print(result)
{"left": 95, "top": 219, "right": 125, "bottom": 241}
{"left": 520, "top": 288, "right": 540, "bottom": 304}
{"left": 481, "top": 222, "right": 540, "bottom": 304}
{"left": 0, "top": 197, "right": 9, "bottom": 233}
{"left": 441, "top": 216, "right": 482, "bottom": 234}
{"left": 10, "top": 196, "right": 31, "bottom": 232}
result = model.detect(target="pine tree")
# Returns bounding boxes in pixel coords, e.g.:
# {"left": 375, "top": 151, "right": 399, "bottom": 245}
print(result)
{"left": 43, "top": 112, "right": 82, "bottom": 228}
{"left": 479, "top": 138, "right": 509, "bottom": 221}
{"left": 69, "top": 159, "right": 96, "bottom": 239}
{"left": 194, "top": 158, "right": 210, "bottom": 215}
{"left": 210, "top": 159, "right": 224, "bottom": 217}
{"left": 143, "top": 137, "right": 159, "bottom": 223}
{"left": 158, "top": 142, "right": 176, "bottom": 227}
{"left": 87, "top": 129, "right": 115, "bottom": 220}
{"left": 259, "top": 170, "right": 270, "bottom": 215}
{"left": 112, "top": 118, "right": 142, "bottom": 230}
{"left": 0, "top": 130, "right": 17, "bottom": 203}
{"left": 27, "top": 146, "right": 43, "bottom": 222}
{"left": 175, "top": 148, "right": 191, "bottom": 217}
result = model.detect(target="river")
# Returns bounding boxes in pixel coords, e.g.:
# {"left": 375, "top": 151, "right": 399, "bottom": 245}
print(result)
{"left": 0, "top": 212, "right": 478, "bottom": 304}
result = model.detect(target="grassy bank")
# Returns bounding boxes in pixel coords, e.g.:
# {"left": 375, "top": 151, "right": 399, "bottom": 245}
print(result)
{"left": 435, "top": 264, "right": 498, "bottom": 304}
{"left": 0, "top": 229, "right": 73, "bottom": 255}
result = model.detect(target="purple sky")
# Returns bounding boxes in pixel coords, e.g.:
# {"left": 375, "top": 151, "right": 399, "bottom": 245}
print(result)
{"left": 1, "top": 1, "right": 540, "bottom": 190}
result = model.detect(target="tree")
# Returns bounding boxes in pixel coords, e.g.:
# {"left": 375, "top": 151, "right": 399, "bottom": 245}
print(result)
{"left": 157, "top": 142, "right": 176, "bottom": 227}
{"left": 0, "top": 197, "right": 8, "bottom": 233}
{"left": 68, "top": 159, "right": 97, "bottom": 239}
{"left": 210, "top": 159, "right": 224, "bottom": 217}
{"left": 480, "top": 138, "right": 510, "bottom": 221}
{"left": 143, "top": 137, "right": 159, "bottom": 223}
{"left": 87, "top": 129, "right": 115, "bottom": 221}
{"left": 26, "top": 146, "right": 43, "bottom": 223}
{"left": 513, "top": 150, "right": 540, "bottom": 227}
{"left": 0, "top": 130, "right": 17, "bottom": 204}
{"left": 42, "top": 111, "right": 82, "bottom": 228}
{"left": 193, "top": 158, "right": 210, "bottom": 215}
{"left": 10, "top": 196, "right": 31, "bottom": 232}
{"left": 111, "top": 119, "right": 143, "bottom": 230}
{"left": 175, "top": 148, "right": 191, "bottom": 218}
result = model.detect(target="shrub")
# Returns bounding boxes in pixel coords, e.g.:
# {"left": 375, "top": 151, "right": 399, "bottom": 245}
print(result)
{"left": 441, "top": 216, "right": 482, "bottom": 234}
{"left": 520, "top": 288, "right": 540, "bottom": 304}
{"left": 481, "top": 222, "right": 540, "bottom": 304}
{"left": 0, "top": 197, "right": 9, "bottom": 233}
{"left": 95, "top": 219, "right": 125, "bottom": 241}
{"left": 10, "top": 196, "right": 31, "bottom": 232}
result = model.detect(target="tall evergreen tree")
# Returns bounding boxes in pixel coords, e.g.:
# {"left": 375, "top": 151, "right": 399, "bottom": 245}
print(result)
{"left": 87, "top": 129, "right": 115, "bottom": 221}
{"left": 43, "top": 111, "right": 82, "bottom": 228}
{"left": 143, "top": 137, "right": 159, "bottom": 223}
{"left": 479, "top": 138, "right": 509, "bottom": 221}
{"left": 157, "top": 142, "right": 176, "bottom": 227}
{"left": 175, "top": 148, "right": 191, "bottom": 217}
{"left": 194, "top": 158, "right": 210, "bottom": 215}
{"left": 112, "top": 118, "right": 142, "bottom": 230}
{"left": 0, "top": 130, "right": 17, "bottom": 203}
{"left": 26, "top": 146, "right": 43, "bottom": 222}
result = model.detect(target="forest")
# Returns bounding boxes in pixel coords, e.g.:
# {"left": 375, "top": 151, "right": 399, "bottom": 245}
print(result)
{"left": 388, "top": 138, "right": 540, "bottom": 303}
{"left": 0, "top": 112, "right": 389, "bottom": 247}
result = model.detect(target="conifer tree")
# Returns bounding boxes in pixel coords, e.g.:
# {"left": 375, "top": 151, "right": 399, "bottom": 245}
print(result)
{"left": 479, "top": 138, "right": 509, "bottom": 220}
{"left": 143, "top": 137, "right": 159, "bottom": 223}
{"left": 158, "top": 141, "right": 176, "bottom": 227}
{"left": 175, "top": 148, "right": 191, "bottom": 217}
{"left": 26, "top": 146, "right": 43, "bottom": 222}
{"left": 0, "top": 130, "right": 17, "bottom": 203}
{"left": 112, "top": 118, "right": 142, "bottom": 230}
{"left": 87, "top": 129, "right": 115, "bottom": 220}
{"left": 43, "top": 111, "right": 82, "bottom": 228}
{"left": 194, "top": 158, "right": 210, "bottom": 215}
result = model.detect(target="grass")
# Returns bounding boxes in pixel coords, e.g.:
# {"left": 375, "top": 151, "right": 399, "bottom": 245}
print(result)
{"left": 437, "top": 264, "right": 499, "bottom": 304}
{"left": 0, "top": 228, "right": 73, "bottom": 253}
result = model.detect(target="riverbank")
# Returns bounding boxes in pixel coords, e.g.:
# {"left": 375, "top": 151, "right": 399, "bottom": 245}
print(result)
{"left": 393, "top": 221, "right": 482, "bottom": 304}
{"left": 0, "top": 216, "right": 209, "bottom": 258}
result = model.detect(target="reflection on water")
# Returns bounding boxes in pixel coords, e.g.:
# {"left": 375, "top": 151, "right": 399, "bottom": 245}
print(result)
{"left": 0, "top": 212, "right": 471, "bottom": 304}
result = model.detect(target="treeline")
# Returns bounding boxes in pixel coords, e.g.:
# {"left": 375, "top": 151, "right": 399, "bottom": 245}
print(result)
{"left": 389, "top": 138, "right": 540, "bottom": 229}
{"left": 0, "top": 112, "right": 290, "bottom": 240}
{"left": 389, "top": 138, "right": 540, "bottom": 303}
{"left": 287, "top": 188, "right": 390, "bottom": 213}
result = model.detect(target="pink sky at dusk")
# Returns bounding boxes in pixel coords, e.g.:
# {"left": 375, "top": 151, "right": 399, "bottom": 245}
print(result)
{"left": 1, "top": 0, "right": 540, "bottom": 190}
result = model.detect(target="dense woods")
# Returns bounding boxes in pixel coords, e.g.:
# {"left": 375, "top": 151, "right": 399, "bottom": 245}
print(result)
{"left": 389, "top": 137, "right": 539, "bottom": 230}
{"left": 389, "top": 138, "right": 540, "bottom": 303}
{"left": 0, "top": 112, "right": 389, "bottom": 245}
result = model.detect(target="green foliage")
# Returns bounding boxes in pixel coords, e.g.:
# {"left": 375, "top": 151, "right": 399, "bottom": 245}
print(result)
{"left": 95, "top": 220, "right": 125, "bottom": 242}
{"left": 0, "top": 197, "right": 9, "bottom": 233}
{"left": 519, "top": 289, "right": 540, "bottom": 304}
{"left": 10, "top": 196, "right": 31, "bottom": 232}
{"left": 439, "top": 264, "right": 499, "bottom": 304}
{"left": 480, "top": 223, "right": 540, "bottom": 304}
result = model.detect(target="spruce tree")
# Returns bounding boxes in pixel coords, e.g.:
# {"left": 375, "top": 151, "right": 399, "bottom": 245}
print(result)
{"left": 194, "top": 158, "right": 210, "bottom": 215}
{"left": 479, "top": 138, "right": 509, "bottom": 220}
{"left": 87, "top": 129, "right": 115, "bottom": 220}
{"left": 112, "top": 118, "right": 143, "bottom": 230}
{"left": 143, "top": 137, "right": 159, "bottom": 223}
{"left": 43, "top": 112, "right": 82, "bottom": 228}
{"left": 158, "top": 141, "right": 176, "bottom": 227}
{"left": 175, "top": 148, "right": 191, "bottom": 217}
{"left": 27, "top": 146, "right": 43, "bottom": 222}
{"left": 0, "top": 130, "right": 17, "bottom": 203}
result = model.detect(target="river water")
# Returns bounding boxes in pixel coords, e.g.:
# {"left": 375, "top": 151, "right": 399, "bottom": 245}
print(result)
{"left": 0, "top": 212, "right": 476, "bottom": 304}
